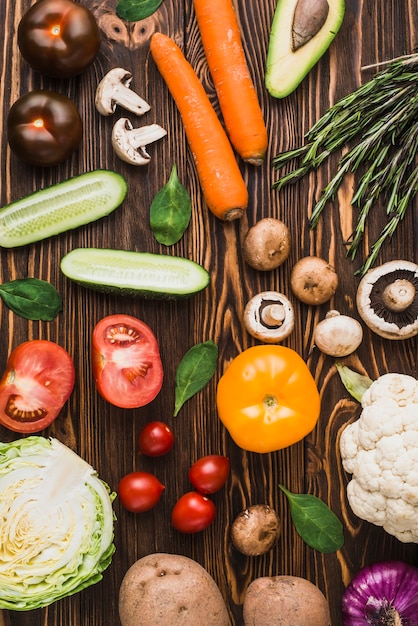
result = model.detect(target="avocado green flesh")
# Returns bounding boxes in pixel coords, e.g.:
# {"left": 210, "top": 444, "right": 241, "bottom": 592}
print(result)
{"left": 0, "top": 170, "right": 127, "bottom": 248}
{"left": 60, "top": 248, "right": 210, "bottom": 299}
{"left": 266, "top": 0, "right": 345, "bottom": 98}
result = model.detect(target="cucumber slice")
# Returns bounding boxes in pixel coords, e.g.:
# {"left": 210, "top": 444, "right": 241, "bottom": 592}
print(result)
{"left": 60, "top": 248, "right": 210, "bottom": 299}
{"left": 0, "top": 170, "right": 128, "bottom": 248}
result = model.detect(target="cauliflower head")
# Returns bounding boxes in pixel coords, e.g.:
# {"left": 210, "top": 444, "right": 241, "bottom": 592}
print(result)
{"left": 340, "top": 372, "right": 418, "bottom": 543}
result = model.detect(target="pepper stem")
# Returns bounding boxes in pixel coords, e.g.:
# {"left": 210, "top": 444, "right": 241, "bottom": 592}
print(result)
{"left": 263, "top": 394, "right": 278, "bottom": 408}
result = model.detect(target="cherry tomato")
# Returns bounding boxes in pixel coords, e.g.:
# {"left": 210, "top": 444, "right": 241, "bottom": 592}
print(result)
{"left": 189, "top": 455, "right": 230, "bottom": 495}
{"left": 18, "top": 0, "right": 101, "bottom": 78}
{"left": 92, "top": 315, "right": 164, "bottom": 409}
{"left": 0, "top": 340, "right": 75, "bottom": 434}
{"left": 138, "top": 421, "right": 175, "bottom": 457}
{"left": 171, "top": 492, "right": 216, "bottom": 533}
{"left": 118, "top": 472, "right": 165, "bottom": 513}
{"left": 7, "top": 90, "right": 82, "bottom": 167}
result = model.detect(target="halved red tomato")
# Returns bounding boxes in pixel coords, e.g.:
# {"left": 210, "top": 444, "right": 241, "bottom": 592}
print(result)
{"left": 92, "top": 314, "right": 163, "bottom": 409}
{"left": 0, "top": 340, "right": 75, "bottom": 434}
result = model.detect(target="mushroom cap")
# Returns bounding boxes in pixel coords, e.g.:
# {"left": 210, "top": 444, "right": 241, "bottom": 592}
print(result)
{"left": 356, "top": 260, "right": 418, "bottom": 339}
{"left": 242, "top": 218, "right": 291, "bottom": 271}
{"left": 290, "top": 256, "right": 338, "bottom": 305}
{"left": 313, "top": 310, "right": 363, "bottom": 356}
{"left": 230, "top": 504, "right": 281, "bottom": 556}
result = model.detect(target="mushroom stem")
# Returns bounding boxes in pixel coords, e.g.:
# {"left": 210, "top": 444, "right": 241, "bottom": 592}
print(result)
{"left": 261, "top": 304, "right": 286, "bottom": 327}
{"left": 112, "top": 85, "right": 150, "bottom": 116}
{"left": 382, "top": 279, "right": 416, "bottom": 312}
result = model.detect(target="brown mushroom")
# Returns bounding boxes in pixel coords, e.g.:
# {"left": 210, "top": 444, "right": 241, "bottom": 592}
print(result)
{"left": 356, "top": 260, "right": 418, "bottom": 339}
{"left": 231, "top": 504, "right": 281, "bottom": 556}
{"left": 242, "top": 218, "right": 291, "bottom": 271}
{"left": 244, "top": 291, "right": 294, "bottom": 343}
{"left": 290, "top": 256, "right": 338, "bottom": 305}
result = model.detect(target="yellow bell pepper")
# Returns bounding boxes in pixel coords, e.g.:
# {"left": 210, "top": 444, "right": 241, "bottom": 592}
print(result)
{"left": 216, "top": 345, "right": 320, "bottom": 453}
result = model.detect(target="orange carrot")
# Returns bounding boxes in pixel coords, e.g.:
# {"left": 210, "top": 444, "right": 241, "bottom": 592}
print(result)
{"left": 150, "top": 32, "right": 248, "bottom": 221}
{"left": 193, "top": 0, "right": 268, "bottom": 165}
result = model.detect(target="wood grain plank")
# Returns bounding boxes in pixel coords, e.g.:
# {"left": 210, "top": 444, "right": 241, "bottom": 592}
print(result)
{"left": 0, "top": 1, "right": 417, "bottom": 625}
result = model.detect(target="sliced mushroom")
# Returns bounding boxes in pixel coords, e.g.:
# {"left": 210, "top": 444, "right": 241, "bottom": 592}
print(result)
{"left": 111, "top": 118, "right": 167, "bottom": 165}
{"left": 95, "top": 68, "right": 151, "bottom": 116}
{"left": 244, "top": 291, "right": 294, "bottom": 343}
{"left": 356, "top": 260, "right": 418, "bottom": 339}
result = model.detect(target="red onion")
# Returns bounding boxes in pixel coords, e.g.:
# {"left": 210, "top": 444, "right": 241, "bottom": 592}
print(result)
{"left": 342, "top": 561, "right": 418, "bottom": 625}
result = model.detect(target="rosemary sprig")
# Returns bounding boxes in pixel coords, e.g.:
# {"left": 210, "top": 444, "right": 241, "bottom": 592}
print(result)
{"left": 272, "top": 54, "right": 418, "bottom": 275}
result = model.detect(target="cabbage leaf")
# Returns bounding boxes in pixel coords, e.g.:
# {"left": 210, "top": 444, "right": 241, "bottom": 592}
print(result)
{"left": 0, "top": 436, "right": 116, "bottom": 611}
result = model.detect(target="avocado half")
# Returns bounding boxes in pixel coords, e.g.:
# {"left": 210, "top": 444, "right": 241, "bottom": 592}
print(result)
{"left": 265, "top": 0, "right": 345, "bottom": 98}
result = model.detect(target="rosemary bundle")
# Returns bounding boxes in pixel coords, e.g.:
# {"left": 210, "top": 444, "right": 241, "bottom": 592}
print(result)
{"left": 272, "top": 54, "right": 418, "bottom": 275}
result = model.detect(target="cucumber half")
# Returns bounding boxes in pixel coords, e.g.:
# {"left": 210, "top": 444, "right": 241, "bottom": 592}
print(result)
{"left": 60, "top": 248, "right": 210, "bottom": 299}
{"left": 0, "top": 170, "right": 128, "bottom": 248}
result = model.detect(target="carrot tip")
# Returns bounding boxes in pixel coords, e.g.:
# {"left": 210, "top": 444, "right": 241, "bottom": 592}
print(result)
{"left": 244, "top": 157, "right": 265, "bottom": 167}
{"left": 223, "top": 208, "right": 245, "bottom": 221}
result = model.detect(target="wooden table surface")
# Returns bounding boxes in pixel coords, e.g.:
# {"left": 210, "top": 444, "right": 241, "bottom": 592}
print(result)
{"left": 0, "top": 1, "right": 417, "bottom": 624}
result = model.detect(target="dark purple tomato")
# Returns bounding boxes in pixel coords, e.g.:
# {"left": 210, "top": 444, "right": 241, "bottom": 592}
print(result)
{"left": 7, "top": 90, "right": 82, "bottom": 167}
{"left": 18, "top": 0, "right": 101, "bottom": 78}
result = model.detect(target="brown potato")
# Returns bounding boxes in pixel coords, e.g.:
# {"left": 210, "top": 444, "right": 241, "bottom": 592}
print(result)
{"left": 243, "top": 575, "right": 331, "bottom": 625}
{"left": 119, "top": 553, "right": 230, "bottom": 626}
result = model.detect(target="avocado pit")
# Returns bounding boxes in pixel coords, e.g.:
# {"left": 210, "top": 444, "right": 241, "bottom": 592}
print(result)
{"left": 292, "top": 0, "right": 330, "bottom": 51}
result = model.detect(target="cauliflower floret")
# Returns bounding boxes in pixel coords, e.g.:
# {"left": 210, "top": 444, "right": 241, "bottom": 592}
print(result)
{"left": 340, "top": 372, "right": 418, "bottom": 543}
{"left": 364, "top": 372, "right": 417, "bottom": 405}
{"left": 357, "top": 401, "right": 404, "bottom": 449}
{"left": 346, "top": 480, "right": 387, "bottom": 525}
{"left": 339, "top": 421, "right": 359, "bottom": 473}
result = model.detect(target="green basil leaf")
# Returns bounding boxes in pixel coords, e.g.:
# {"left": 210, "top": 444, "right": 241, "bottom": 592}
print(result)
{"left": 335, "top": 362, "right": 373, "bottom": 403}
{"left": 116, "top": 0, "right": 164, "bottom": 22}
{"left": 0, "top": 278, "right": 62, "bottom": 321}
{"left": 174, "top": 341, "right": 218, "bottom": 417}
{"left": 150, "top": 164, "right": 192, "bottom": 246}
{"left": 279, "top": 485, "right": 344, "bottom": 553}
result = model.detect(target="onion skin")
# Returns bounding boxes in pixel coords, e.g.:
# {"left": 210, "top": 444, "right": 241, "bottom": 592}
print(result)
{"left": 342, "top": 560, "right": 418, "bottom": 625}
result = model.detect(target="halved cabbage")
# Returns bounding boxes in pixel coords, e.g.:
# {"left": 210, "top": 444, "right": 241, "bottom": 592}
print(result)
{"left": 0, "top": 436, "right": 116, "bottom": 610}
